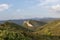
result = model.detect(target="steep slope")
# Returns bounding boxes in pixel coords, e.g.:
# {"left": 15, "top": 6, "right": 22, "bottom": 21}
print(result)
{"left": 0, "top": 21, "right": 33, "bottom": 40}
{"left": 35, "top": 20, "right": 60, "bottom": 36}
{"left": 1, "top": 20, "right": 60, "bottom": 40}
{"left": 0, "top": 21, "right": 33, "bottom": 32}
{"left": 27, "top": 20, "right": 60, "bottom": 40}
{"left": 23, "top": 20, "right": 46, "bottom": 31}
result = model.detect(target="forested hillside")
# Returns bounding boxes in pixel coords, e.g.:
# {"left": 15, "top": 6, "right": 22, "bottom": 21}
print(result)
{"left": 0, "top": 20, "right": 60, "bottom": 40}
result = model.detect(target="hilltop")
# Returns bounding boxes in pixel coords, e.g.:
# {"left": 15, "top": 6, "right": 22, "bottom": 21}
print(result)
{"left": 0, "top": 18, "right": 60, "bottom": 25}
{"left": 35, "top": 20, "right": 60, "bottom": 36}
{"left": 0, "top": 20, "right": 60, "bottom": 40}
{"left": 0, "top": 21, "right": 33, "bottom": 40}
{"left": 31, "top": 20, "right": 60, "bottom": 40}
{"left": 23, "top": 20, "right": 46, "bottom": 31}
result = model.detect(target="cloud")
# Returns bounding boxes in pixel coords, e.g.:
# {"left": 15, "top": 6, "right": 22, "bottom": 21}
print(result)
{"left": 34, "top": 0, "right": 60, "bottom": 14}
{"left": 37, "top": 0, "right": 59, "bottom": 6}
{"left": 16, "top": 9, "right": 21, "bottom": 12}
{"left": 49, "top": 4, "right": 60, "bottom": 13}
{"left": 16, "top": 9, "right": 24, "bottom": 13}
{"left": 0, "top": 4, "right": 10, "bottom": 11}
{"left": 29, "top": 0, "right": 60, "bottom": 9}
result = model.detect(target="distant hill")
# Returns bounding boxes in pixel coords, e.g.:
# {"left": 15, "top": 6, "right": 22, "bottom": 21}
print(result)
{"left": 0, "top": 21, "right": 33, "bottom": 40}
{"left": 0, "top": 19, "right": 27, "bottom": 25}
{"left": 23, "top": 20, "right": 46, "bottom": 31}
{"left": 0, "top": 20, "right": 60, "bottom": 40}
{"left": 0, "top": 21, "right": 33, "bottom": 32}
{"left": 0, "top": 18, "right": 60, "bottom": 25}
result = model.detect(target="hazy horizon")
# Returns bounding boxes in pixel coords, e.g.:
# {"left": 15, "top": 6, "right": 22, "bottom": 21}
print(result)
{"left": 0, "top": 0, "right": 60, "bottom": 20}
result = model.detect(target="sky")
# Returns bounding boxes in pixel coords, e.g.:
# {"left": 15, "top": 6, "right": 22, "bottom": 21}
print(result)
{"left": 0, "top": 0, "right": 60, "bottom": 20}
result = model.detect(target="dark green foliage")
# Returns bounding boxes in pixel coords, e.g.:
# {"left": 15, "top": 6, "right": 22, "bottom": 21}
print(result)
{"left": 0, "top": 21, "right": 32, "bottom": 40}
{"left": 0, "top": 30, "right": 32, "bottom": 40}
{"left": 0, "top": 20, "right": 60, "bottom": 40}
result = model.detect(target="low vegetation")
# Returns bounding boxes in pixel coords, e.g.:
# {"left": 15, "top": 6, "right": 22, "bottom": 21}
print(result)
{"left": 0, "top": 20, "right": 60, "bottom": 40}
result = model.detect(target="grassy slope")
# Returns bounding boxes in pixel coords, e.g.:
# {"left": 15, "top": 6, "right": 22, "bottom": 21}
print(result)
{"left": 34, "top": 20, "right": 60, "bottom": 36}
{"left": 1, "top": 20, "right": 60, "bottom": 40}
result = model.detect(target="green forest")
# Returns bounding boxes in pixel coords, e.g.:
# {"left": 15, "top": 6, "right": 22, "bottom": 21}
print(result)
{"left": 0, "top": 20, "right": 60, "bottom": 40}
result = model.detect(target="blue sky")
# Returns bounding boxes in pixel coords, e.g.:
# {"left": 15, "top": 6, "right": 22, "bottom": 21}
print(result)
{"left": 0, "top": 0, "right": 60, "bottom": 20}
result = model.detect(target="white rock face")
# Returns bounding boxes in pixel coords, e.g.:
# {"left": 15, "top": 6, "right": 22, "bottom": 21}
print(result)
{"left": 24, "top": 21, "right": 33, "bottom": 27}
